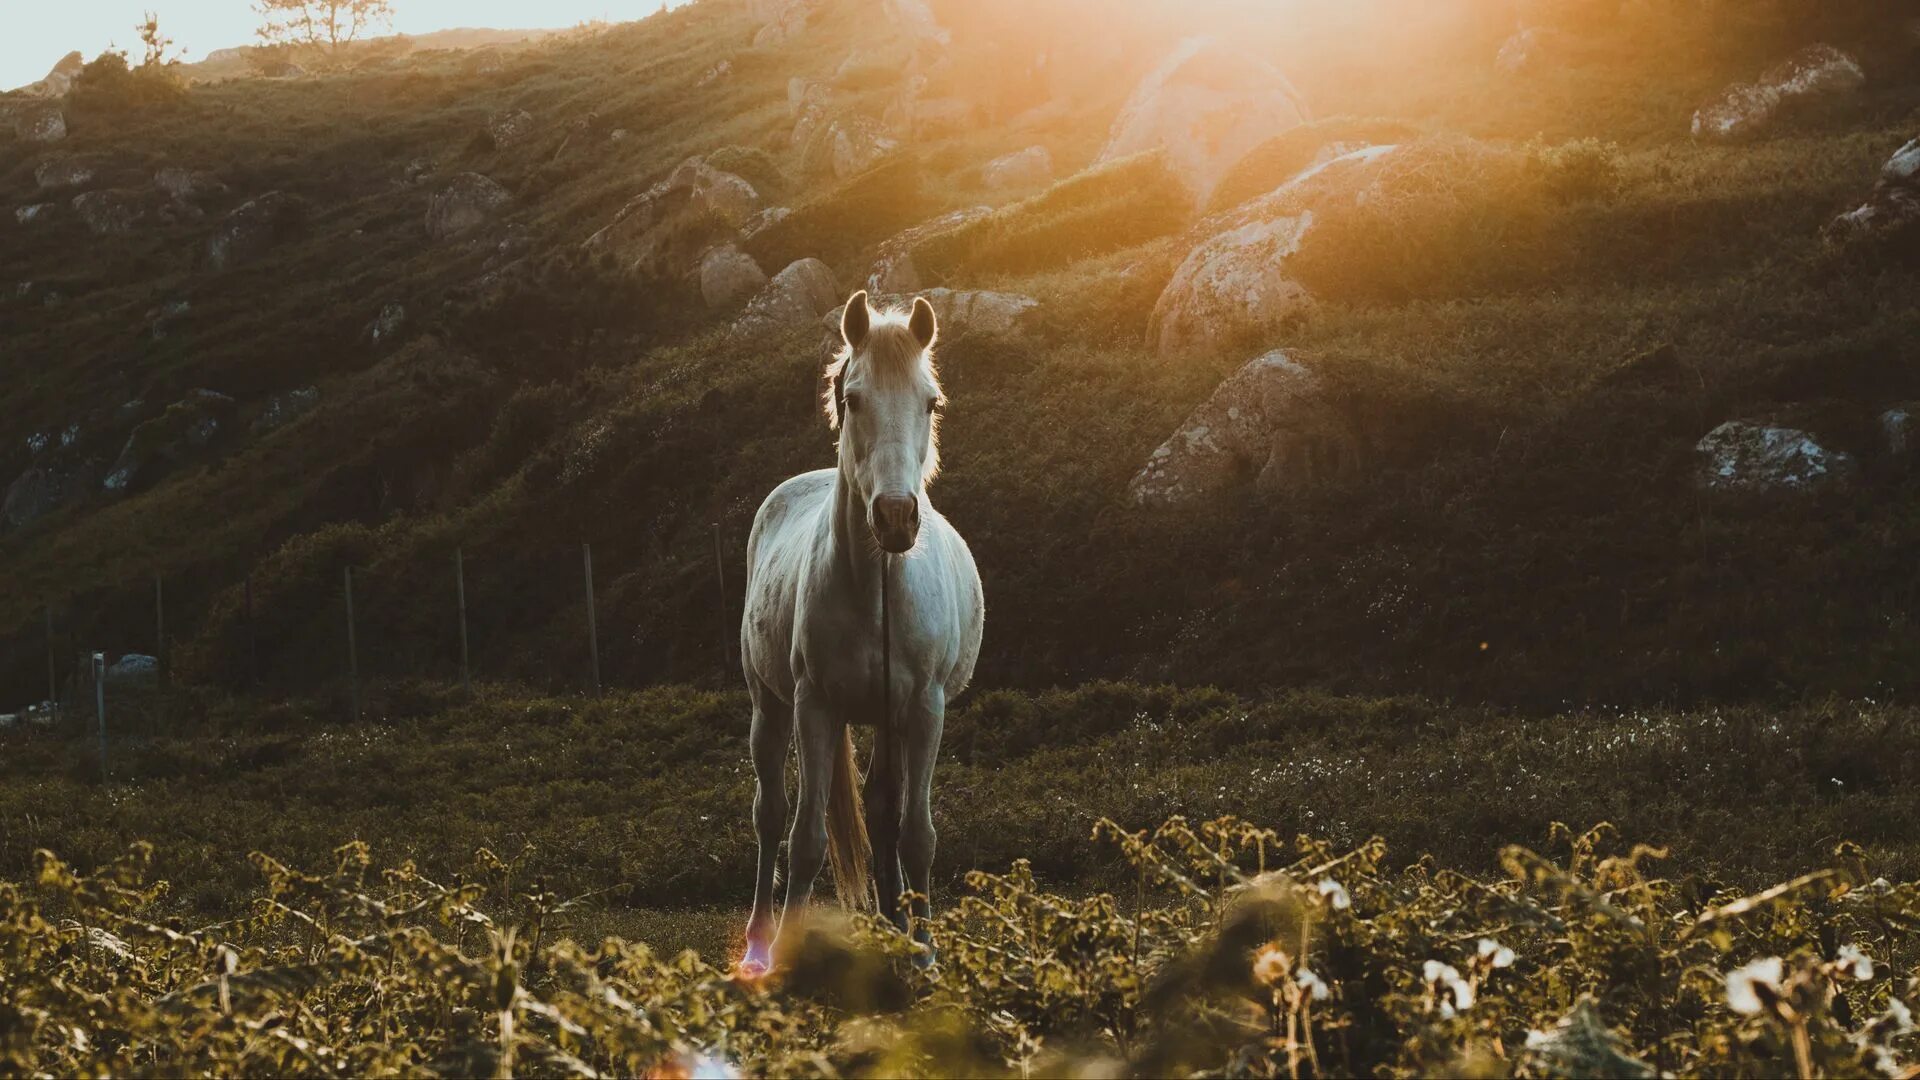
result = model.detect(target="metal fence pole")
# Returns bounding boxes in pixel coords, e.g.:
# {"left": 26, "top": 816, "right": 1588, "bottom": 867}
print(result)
{"left": 712, "top": 522, "right": 732, "bottom": 672}
{"left": 345, "top": 567, "right": 361, "bottom": 723}
{"left": 582, "top": 543, "right": 601, "bottom": 696}
{"left": 456, "top": 547, "right": 471, "bottom": 696}
{"left": 154, "top": 575, "right": 166, "bottom": 688}
{"left": 46, "top": 604, "right": 58, "bottom": 720}
{"left": 244, "top": 572, "right": 257, "bottom": 687}
{"left": 92, "top": 652, "right": 107, "bottom": 781}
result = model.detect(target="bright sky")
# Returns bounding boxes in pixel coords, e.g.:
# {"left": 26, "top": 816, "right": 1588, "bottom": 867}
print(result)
{"left": 2, "top": 1, "right": 678, "bottom": 88}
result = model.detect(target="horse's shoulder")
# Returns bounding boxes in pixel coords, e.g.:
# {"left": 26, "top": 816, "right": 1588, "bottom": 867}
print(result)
{"left": 753, "top": 470, "right": 835, "bottom": 538}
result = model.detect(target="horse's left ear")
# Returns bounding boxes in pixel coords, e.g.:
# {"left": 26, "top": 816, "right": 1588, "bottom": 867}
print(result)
{"left": 909, "top": 295, "right": 937, "bottom": 349}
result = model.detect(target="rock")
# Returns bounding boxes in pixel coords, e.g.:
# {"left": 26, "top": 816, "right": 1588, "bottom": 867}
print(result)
{"left": 366, "top": 302, "right": 407, "bottom": 345}
{"left": 1694, "top": 420, "right": 1856, "bottom": 495}
{"left": 1128, "top": 349, "right": 1356, "bottom": 508}
{"left": 1826, "top": 135, "right": 1920, "bottom": 241}
{"left": 485, "top": 108, "right": 536, "bottom": 148}
{"left": 881, "top": 75, "right": 975, "bottom": 140}
{"left": 14, "top": 105, "right": 67, "bottom": 142}
{"left": 742, "top": 205, "right": 791, "bottom": 240}
{"left": 20, "top": 51, "right": 84, "bottom": 97}
{"left": 403, "top": 156, "right": 436, "bottom": 184}
{"left": 34, "top": 156, "right": 95, "bottom": 190}
{"left": 697, "top": 243, "right": 769, "bottom": 310}
{"left": 251, "top": 386, "right": 321, "bottom": 434}
{"left": 824, "top": 288, "right": 1037, "bottom": 346}
{"left": 1881, "top": 404, "right": 1915, "bottom": 464}
{"left": 208, "top": 192, "right": 303, "bottom": 270}
{"left": 1148, "top": 144, "right": 1398, "bottom": 357}
{"left": 828, "top": 116, "right": 899, "bottom": 179}
{"left": 581, "top": 157, "right": 761, "bottom": 278}
{"left": 153, "top": 166, "right": 226, "bottom": 200}
{"left": 1692, "top": 44, "right": 1865, "bottom": 142}
{"left": 788, "top": 77, "right": 829, "bottom": 119}
{"left": 3, "top": 463, "right": 81, "bottom": 529}
{"left": 464, "top": 48, "right": 504, "bottom": 76}
{"left": 732, "top": 257, "right": 840, "bottom": 337}
{"left": 106, "top": 654, "right": 158, "bottom": 683}
{"left": 426, "top": 173, "right": 512, "bottom": 239}
{"left": 882, "top": 0, "right": 949, "bottom": 45}
{"left": 71, "top": 189, "right": 150, "bottom": 234}
{"left": 15, "top": 204, "right": 55, "bottom": 225}
{"left": 1098, "top": 37, "right": 1309, "bottom": 205}
{"left": 982, "top": 146, "right": 1054, "bottom": 190}
{"left": 698, "top": 58, "right": 734, "bottom": 87}
{"left": 103, "top": 390, "right": 237, "bottom": 492}
{"left": 866, "top": 206, "right": 992, "bottom": 293}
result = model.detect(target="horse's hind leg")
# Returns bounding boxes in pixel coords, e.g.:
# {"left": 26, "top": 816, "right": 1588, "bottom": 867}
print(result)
{"left": 742, "top": 675, "right": 789, "bottom": 974}
{"left": 901, "top": 687, "right": 946, "bottom": 965}
{"left": 866, "top": 721, "right": 907, "bottom": 933}
{"left": 780, "top": 689, "right": 837, "bottom": 927}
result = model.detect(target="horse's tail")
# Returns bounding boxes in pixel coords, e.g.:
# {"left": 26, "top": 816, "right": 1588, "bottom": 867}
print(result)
{"left": 825, "top": 727, "right": 873, "bottom": 911}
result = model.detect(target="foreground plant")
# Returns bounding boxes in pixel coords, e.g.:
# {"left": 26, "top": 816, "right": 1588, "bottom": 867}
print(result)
{"left": 2, "top": 819, "right": 1915, "bottom": 1077}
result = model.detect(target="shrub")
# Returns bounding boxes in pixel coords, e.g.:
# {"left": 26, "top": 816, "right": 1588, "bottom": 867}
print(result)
{"left": 912, "top": 152, "right": 1192, "bottom": 281}
{"left": 1207, "top": 116, "right": 1425, "bottom": 214}
{"left": 703, "top": 144, "right": 789, "bottom": 200}
{"left": 67, "top": 51, "right": 189, "bottom": 115}
{"left": 742, "top": 155, "right": 931, "bottom": 272}
{"left": 1527, "top": 136, "right": 1625, "bottom": 203}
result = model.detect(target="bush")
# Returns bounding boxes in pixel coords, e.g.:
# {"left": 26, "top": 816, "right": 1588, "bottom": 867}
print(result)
{"left": 1527, "top": 136, "right": 1624, "bottom": 203}
{"left": 704, "top": 144, "right": 790, "bottom": 200}
{"left": 742, "top": 155, "right": 931, "bottom": 272}
{"left": 1206, "top": 116, "right": 1425, "bottom": 214}
{"left": 68, "top": 51, "right": 189, "bottom": 114}
{"left": 912, "top": 152, "right": 1192, "bottom": 281}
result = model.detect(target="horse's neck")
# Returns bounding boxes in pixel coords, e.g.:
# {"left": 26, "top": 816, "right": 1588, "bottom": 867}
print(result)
{"left": 826, "top": 462, "right": 905, "bottom": 595}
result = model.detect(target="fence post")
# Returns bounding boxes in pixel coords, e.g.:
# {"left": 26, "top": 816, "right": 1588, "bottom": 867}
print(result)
{"left": 456, "top": 547, "right": 471, "bottom": 696}
{"left": 92, "top": 652, "right": 107, "bottom": 781}
{"left": 582, "top": 542, "right": 601, "bottom": 696}
{"left": 243, "top": 572, "right": 257, "bottom": 687}
{"left": 345, "top": 567, "right": 361, "bottom": 723}
{"left": 46, "top": 604, "right": 58, "bottom": 721}
{"left": 154, "top": 575, "right": 167, "bottom": 688}
{"left": 712, "top": 522, "right": 732, "bottom": 672}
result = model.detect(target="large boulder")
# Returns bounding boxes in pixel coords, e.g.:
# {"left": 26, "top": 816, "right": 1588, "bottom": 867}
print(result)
{"left": 485, "top": 108, "right": 536, "bottom": 148}
{"left": 1692, "top": 44, "right": 1865, "bottom": 142}
{"left": 34, "top": 156, "right": 95, "bottom": 190}
{"left": 153, "top": 166, "right": 226, "bottom": 201}
{"left": 1128, "top": 350, "right": 1357, "bottom": 508}
{"left": 732, "top": 258, "right": 840, "bottom": 338}
{"left": 427, "top": 173, "right": 512, "bottom": 240}
{"left": 102, "top": 390, "right": 237, "bottom": 493}
{"left": 3, "top": 462, "right": 85, "bottom": 530}
{"left": 697, "top": 243, "right": 769, "bottom": 310}
{"left": 828, "top": 116, "right": 899, "bottom": 179}
{"left": 20, "top": 51, "right": 84, "bottom": 97}
{"left": 13, "top": 105, "right": 67, "bottom": 142}
{"left": 1097, "top": 37, "right": 1309, "bottom": 205}
{"left": 982, "top": 146, "right": 1054, "bottom": 191}
{"left": 1148, "top": 144, "right": 1398, "bottom": 357}
{"left": 1826, "top": 135, "right": 1919, "bottom": 241}
{"left": 208, "top": 192, "right": 303, "bottom": 270}
{"left": 106, "top": 654, "right": 159, "bottom": 684}
{"left": 866, "top": 206, "right": 992, "bottom": 293}
{"left": 582, "top": 157, "right": 761, "bottom": 279}
{"left": 1694, "top": 420, "right": 1856, "bottom": 495}
{"left": 71, "top": 189, "right": 151, "bottom": 234}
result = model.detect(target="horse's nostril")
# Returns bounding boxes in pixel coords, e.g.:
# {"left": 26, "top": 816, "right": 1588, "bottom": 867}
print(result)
{"left": 872, "top": 494, "right": 919, "bottom": 541}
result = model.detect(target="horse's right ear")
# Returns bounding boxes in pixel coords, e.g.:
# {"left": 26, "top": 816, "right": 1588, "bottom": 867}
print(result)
{"left": 841, "top": 290, "right": 871, "bottom": 351}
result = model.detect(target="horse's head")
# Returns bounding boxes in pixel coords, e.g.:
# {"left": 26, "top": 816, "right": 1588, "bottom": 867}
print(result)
{"left": 825, "top": 290, "right": 942, "bottom": 554}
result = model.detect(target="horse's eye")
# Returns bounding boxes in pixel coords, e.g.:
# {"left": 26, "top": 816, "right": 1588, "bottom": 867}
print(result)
{"left": 843, "top": 392, "right": 860, "bottom": 412}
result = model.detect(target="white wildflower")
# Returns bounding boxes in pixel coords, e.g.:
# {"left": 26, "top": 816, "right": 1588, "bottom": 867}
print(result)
{"left": 1316, "top": 878, "right": 1351, "bottom": 910}
{"left": 1726, "top": 957, "right": 1785, "bottom": 1016}
{"left": 1835, "top": 944, "right": 1873, "bottom": 980}
{"left": 1524, "top": 1029, "right": 1550, "bottom": 1050}
{"left": 1296, "top": 967, "right": 1330, "bottom": 1002}
{"left": 1424, "top": 959, "right": 1474, "bottom": 1017}
{"left": 1477, "top": 937, "right": 1516, "bottom": 969}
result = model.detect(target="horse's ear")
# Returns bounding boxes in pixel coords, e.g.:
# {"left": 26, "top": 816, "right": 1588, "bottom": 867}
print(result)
{"left": 841, "top": 291, "right": 871, "bottom": 351}
{"left": 908, "top": 295, "right": 937, "bottom": 349}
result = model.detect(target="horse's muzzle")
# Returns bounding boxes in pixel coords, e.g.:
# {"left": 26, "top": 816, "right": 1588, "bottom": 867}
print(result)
{"left": 871, "top": 493, "right": 920, "bottom": 554}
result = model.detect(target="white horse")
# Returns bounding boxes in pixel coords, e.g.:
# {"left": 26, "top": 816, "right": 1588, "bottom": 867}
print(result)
{"left": 738, "top": 291, "right": 984, "bottom": 973}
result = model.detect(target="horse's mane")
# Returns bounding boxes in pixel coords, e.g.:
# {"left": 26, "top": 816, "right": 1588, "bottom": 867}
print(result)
{"left": 822, "top": 306, "right": 944, "bottom": 482}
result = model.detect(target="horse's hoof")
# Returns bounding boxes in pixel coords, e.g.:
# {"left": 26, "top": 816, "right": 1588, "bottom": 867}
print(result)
{"left": 738, "top": 940, "right": 774, "bottom": 980}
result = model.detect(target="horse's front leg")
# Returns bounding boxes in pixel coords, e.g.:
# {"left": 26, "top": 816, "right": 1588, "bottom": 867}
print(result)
{"left": 742, "top": 676, "right": 790, "bottom": 976}
{"left": 901, "top": 685, "right": 946, "bottom": 966}
{"left": 778, "top": 689, "right": 839, "bottom": 937}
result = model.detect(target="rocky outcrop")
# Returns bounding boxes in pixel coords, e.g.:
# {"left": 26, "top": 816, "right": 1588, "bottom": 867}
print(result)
{"left": 582, "top": 157, "right": 761, "bottom": 278}
{"left": 485, "top": 109, "right": 536, "bottom": 148}
{"left": 1148, "top": 144, "right": 1397, "bottom": 357}
{"left": 982, "top": 146, "right": 1054, "bottom": 191}
{"left": 426, "top": 173, "right": 512, "bottom": 239}
{"left": 1694, "top": 420, "right": 1856, "bottom": 495}
{"left": 1128, "top": 350, "right": 1356, "bottom": 508}
{"left": 208, "top": 193, "right": 303, "bottom": 270}
{"left": 1098, "top": 37, "right": 1309, "bottom": 205}
{"left": 14, "top": 105, "right": 67, "bottom": 143}
{"left": 106, "top": 654, "right": 158, "bottom": 683}
{"left": 732, "top": 258, "right": 840, "bottom": 338}
{"left": 251, "top": 386, "right": 321, "bottom": 434}
{"left": 19, "top": 51, "right": 84, "bottom": 97}
{"left": 103, "top": 390, "right": 236, "bottom": 493}
{"left": 742, "top": 206, "right": 791, "bottom": 240}
{"left": 71, "top": 189, "right": 151, "bottom": 234}
{"left": 34, "top": 156, "right": 95, "bottom": 190}
{"left": 1827, "top": 135, "right": 1919, "bottom": 241}
{"left": 153, "top": 166, "right": 226, "bottom": 201}
{"left": 1692, "top": 44, "right": 1864, "bottom": 142}
{"left": 866, "top": 206, "right": 992, "bottom": 293}
{"left": 697, "top": 243, "right": 769, "bottom": 310}
{"left": 828, "top": 116, "right": 899, "bottom": 179}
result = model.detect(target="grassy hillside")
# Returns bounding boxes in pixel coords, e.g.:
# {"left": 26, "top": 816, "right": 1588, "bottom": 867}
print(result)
{"left": 3, "top": 0, "right": 1920, "bottom": 714}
